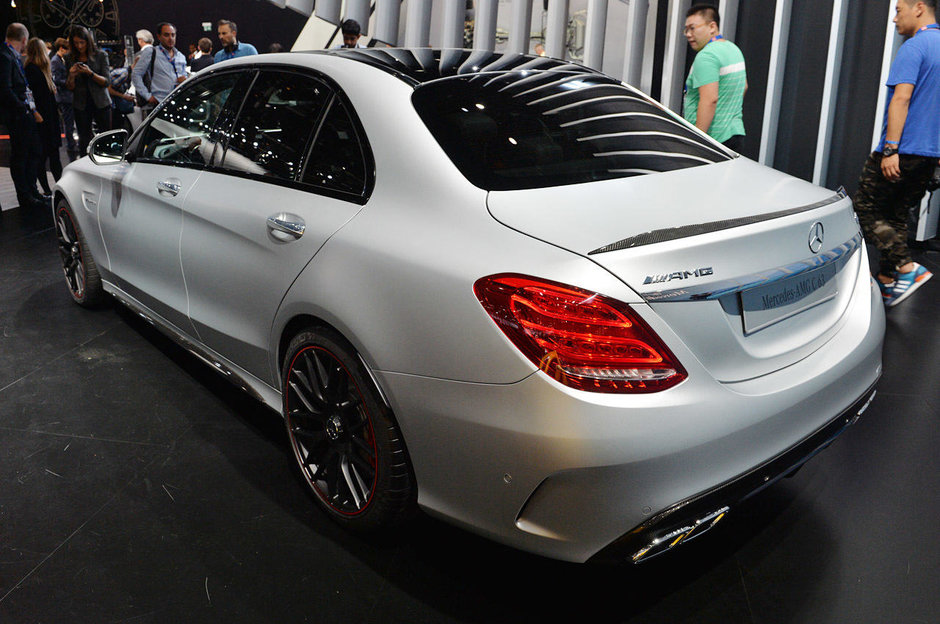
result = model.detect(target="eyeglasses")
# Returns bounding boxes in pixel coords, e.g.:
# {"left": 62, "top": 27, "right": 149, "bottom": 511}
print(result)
{"left": 683, "top": 22, "right": 707, "bottom": 34}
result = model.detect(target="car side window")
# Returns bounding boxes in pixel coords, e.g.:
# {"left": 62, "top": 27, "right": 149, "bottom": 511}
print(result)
{"left": 220, "top": 71, "right": 331, "bottom": 182}
{"left": 301, "top": 98, "right": 368, "bottom": 196}
{"left": 138, "top": 72, "right": 242, "bottom": 166}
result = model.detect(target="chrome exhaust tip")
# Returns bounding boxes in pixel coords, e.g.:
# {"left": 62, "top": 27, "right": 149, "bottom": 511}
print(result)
{"left": 631, "top": 506, "right": 730, "bottom": 564}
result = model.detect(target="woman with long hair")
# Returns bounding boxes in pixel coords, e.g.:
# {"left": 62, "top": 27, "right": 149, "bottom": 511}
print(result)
{"left": 65, "top": 25, "right": 111, "bottom": 153}
{"left": 24, "top": 37, "right": 62, "bottom": 193}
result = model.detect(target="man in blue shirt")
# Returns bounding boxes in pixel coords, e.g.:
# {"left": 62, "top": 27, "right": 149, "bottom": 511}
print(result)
{"left": 854, "top": 0, "right": 940, "bottom": 307}
{"left": 215, "top": 20, "right": 258, "bottom": 63}
{"left": 131, "top": 22, "right": 187, "bottom": 107}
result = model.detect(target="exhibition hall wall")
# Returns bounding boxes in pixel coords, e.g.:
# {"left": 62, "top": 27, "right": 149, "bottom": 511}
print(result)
{"left": 0, "top": 0, "right": 914, "bottom": 201}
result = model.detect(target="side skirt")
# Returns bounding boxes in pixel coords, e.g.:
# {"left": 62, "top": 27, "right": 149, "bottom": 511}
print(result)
{"left": 103, "top": 281, "right": 284, "bottom": 415}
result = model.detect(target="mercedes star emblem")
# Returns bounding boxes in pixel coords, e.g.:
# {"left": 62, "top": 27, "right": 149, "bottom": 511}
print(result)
{"left": 808, "top": 222, "right": 824, "bottom": 253}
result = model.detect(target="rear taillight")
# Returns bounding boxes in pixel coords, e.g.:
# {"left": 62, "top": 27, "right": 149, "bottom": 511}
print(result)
{"left": 474, "top": 274, "right": 687, "bottom": 393}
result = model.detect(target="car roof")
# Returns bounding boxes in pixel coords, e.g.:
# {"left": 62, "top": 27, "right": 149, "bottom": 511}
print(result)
{"left": 304, "top": 48, "right": 600, "bottom": 87}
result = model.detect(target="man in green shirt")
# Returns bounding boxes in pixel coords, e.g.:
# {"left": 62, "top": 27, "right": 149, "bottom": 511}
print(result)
{"left": 683, "top": 4, "right": 747, "bottom": 151}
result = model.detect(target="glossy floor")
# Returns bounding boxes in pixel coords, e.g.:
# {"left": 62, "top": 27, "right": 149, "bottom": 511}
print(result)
{"left": 1, "top": 205, "right": 938, "bottom": 623}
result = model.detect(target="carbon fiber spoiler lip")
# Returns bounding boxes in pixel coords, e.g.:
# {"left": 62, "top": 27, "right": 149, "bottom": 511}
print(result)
{"left": 588, "top": 188, "right": 849, "bottom": 255}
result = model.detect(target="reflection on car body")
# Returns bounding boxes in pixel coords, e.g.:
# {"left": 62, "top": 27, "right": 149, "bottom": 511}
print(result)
{"left": 57, "top": 49, "right": 883, "bottom": 564}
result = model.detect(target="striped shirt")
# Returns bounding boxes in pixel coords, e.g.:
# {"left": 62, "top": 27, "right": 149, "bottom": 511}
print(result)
{"left": 683, "top": 39, "right": 747, "bottom": 143}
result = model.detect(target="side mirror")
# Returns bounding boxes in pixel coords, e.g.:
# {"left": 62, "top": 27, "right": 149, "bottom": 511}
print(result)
{"left": 88, "top": 129, "right": 129, "bottom": 165}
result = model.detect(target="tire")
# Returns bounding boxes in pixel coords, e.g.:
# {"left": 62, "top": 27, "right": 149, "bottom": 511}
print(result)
{"left": 54, "top": 199, "right": 105, "bottom": 307}
{"left": 282, "top": 327, "right": 417, "bottom": 531}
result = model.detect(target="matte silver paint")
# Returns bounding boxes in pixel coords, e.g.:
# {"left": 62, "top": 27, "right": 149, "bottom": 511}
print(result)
{"left": 56, "top": 51, "right": 885, "bottom": 563}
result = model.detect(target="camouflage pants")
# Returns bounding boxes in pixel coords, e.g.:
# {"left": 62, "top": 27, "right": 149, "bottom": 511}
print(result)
{"left": 853, "top": 151, "right": 935, "bottom": 275}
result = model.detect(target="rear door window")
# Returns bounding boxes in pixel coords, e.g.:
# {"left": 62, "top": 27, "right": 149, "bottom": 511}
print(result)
{"left": 220, "top": 71, "right": 331, "bottom": 182}
{"left": 301, "top": 98, "right": 369, "bottom": 197}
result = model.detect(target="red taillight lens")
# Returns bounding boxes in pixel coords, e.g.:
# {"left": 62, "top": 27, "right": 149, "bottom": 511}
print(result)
{"left": 474, "top": 274, "right": 687, "bottom": 393}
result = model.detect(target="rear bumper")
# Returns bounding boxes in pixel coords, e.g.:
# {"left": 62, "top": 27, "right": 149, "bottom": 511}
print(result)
{"left": 587, "top": 381, "right": 878, "bottom": 564}
{"left": 375, "top": 265, "right": 885, "bottom": 563}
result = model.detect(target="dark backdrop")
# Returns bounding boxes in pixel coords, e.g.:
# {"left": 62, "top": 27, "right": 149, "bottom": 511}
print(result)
{"left": 773, "top": 0, "right": 835, "bottom": 182}
{"left": 0, "top": 0, "right": 307, "bottom": 56}
{"left": 119, "top": 0, "right": 307, "bottom": 56}
{"left": 735, "top": 0, "right": 777, "bottom": 162}
{"left": 827, "top": 0, "right": 892, "bottom": 194}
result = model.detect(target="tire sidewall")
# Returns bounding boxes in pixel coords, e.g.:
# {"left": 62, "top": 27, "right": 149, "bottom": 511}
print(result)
{"left": 281, "top": 327, "right": 407, "bottom": 531}
{"left": 56, "top": 200, "right": 89, "bottom": 305}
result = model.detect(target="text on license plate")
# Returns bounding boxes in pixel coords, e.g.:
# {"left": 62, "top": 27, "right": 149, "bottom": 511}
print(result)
{"left": 740, "top": 264, "right": 838, "bottom": 334}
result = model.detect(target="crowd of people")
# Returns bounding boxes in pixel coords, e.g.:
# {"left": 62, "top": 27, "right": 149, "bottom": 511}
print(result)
{"left": 0, "top": 17, "right": 283, "bottom": 211}
{"left": 0, "top": 15, "right": 371, "bottom": 212}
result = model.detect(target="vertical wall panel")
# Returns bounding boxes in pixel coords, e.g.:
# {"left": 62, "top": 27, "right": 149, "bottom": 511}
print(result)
{"left": 661, "top": 0, "right": 691, "bottom": 111}
{"left": 374, "top": 0, "right": 403, "bottom": 45}
{"left": 583, "top": 0, "right": 609, "bottom": 70}
{"left": 826, "top": 0, "right": 892, "bottom": 194}
{"left": 719, "top": 0, "right": 739, "bottom": 41}
{"left": 313, "top": 0, "right": 339, "bottom": 22}
{"left": 773, "top": 0, "right": 833, "bottom": 182}
{"left": 812, "top": 0, "right": 848, "bottom": 185}
{"left": 546, "top": 0, "right": 569, "bottom": 58}
{"left": 759, "top": 0, "right": 792, "bottom": 166}
{"left": 287, "top": 0, "right": 315, "bottom": 17}
{"left": 345, "top": 0, "right": 371, "bottom": 34}
{"left": 872, "top": 2, "right": 904, "bottom": 152}
{"left": 508, "top": 0, "right": 533, "bottom": 54}
{"left": 917, "top": 193, "right": 940, "bottom": 241}
{"left": 649, "top": 0, "right": 669, "bottom": 100}
{"left": 474, "top": 0, "right": 499, "bottom": 50}
{"left": 735, "top": 0, "right": 776, "bottom": 161}
{"left": 441, "top": 0, "right": 465, "bottom": 48}
{"left": 622, "top": 0, "right": 651, "bottom": 87}
{"left": 405, "top": 0, "right": 433, "bottom": 47}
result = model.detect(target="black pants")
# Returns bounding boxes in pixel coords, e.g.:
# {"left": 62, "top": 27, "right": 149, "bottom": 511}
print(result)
{"left": 8, "top": 113, "right": 42, "bottom": 204}
{"left": 74, "top": 105, "right": 112, "bottom": 155}
{"left": 58, "top": 101, "right": 76, "bottom": 152}
{"left": 722, "top": 134, "right": 744, "bottom": 152}
{"left": 37, "top": 142, "right": 63, "bottom": 193}
{"left": 853, "top": 151, "right": 935, "bottom": 275}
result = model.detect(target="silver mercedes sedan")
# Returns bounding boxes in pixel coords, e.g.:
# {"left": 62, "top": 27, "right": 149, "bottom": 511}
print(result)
{"left": 54, "top": 49, "right": 884, "bottom": 564}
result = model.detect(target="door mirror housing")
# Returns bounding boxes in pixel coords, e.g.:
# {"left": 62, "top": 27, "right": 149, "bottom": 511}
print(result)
{"left": 88, "top": 129, "right": 129, "bottom": 165}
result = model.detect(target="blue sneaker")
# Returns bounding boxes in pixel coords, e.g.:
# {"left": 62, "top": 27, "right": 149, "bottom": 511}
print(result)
{"left": 877, "top": 278, "right": 896, "bottom": 304}
{"left": 884, "top": 263, "right": 932, "bottom": 307}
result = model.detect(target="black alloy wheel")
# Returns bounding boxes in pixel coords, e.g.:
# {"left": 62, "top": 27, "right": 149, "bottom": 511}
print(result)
{"left": 282, "top": 328, "right": 416, "bottom": 529}
{"left": 55, "top": 200, "right": 103, "bottom": 307}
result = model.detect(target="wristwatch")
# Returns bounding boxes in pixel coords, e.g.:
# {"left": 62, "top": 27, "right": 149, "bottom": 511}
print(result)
{"left": 883, "top": 145, "right": 899, "bottom": 158}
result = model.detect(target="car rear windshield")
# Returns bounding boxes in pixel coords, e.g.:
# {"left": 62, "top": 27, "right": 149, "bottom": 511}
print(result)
{"left": 412, "top": 72, "right": 733, "bottom": 191}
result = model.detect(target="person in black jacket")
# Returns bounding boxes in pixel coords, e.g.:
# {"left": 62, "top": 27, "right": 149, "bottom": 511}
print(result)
{"left": 190, "top": 38, "right": 214, "bottom": 72}
{"left": 65, "top": 25, "right": 112, "bottom": 154}
{"left": 0, "top": 23, "right": 45, "bottom": 209}
{"left": 51, "top": 38, "right": 77, "bottom": 159}
{"left": 24, "top": 37, "right": 62, "bottom": 194}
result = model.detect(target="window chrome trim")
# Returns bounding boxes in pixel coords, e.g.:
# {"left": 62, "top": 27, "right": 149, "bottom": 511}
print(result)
{"left": 642, "top": 232, "right": 862, "bottom": 303}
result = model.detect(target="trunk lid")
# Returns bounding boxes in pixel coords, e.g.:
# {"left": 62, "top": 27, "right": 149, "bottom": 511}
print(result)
{"left": 486, "top": 158, "right": 864, "bottom": 382}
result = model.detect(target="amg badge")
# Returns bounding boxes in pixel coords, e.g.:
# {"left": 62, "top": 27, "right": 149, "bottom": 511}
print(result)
{"left": 643, "top": 267, "right": 714, "bottom": 285}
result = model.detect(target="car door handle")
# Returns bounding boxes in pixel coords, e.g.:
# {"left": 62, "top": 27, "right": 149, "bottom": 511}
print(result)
{"left": 266, "top": 214, "right": 306, "bottom": 241}
{"left": 157, "top": 179, "right": 182, "bottom": 196}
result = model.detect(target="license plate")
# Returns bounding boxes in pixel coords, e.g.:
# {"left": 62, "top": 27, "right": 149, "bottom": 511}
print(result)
{"left": 740, "top": 263, "right": 838, "bottom": 334}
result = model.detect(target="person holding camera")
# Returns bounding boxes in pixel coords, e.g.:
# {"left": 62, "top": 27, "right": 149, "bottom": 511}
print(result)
{"left": 65, "top": 25, "right": 111, "bottom": 154}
